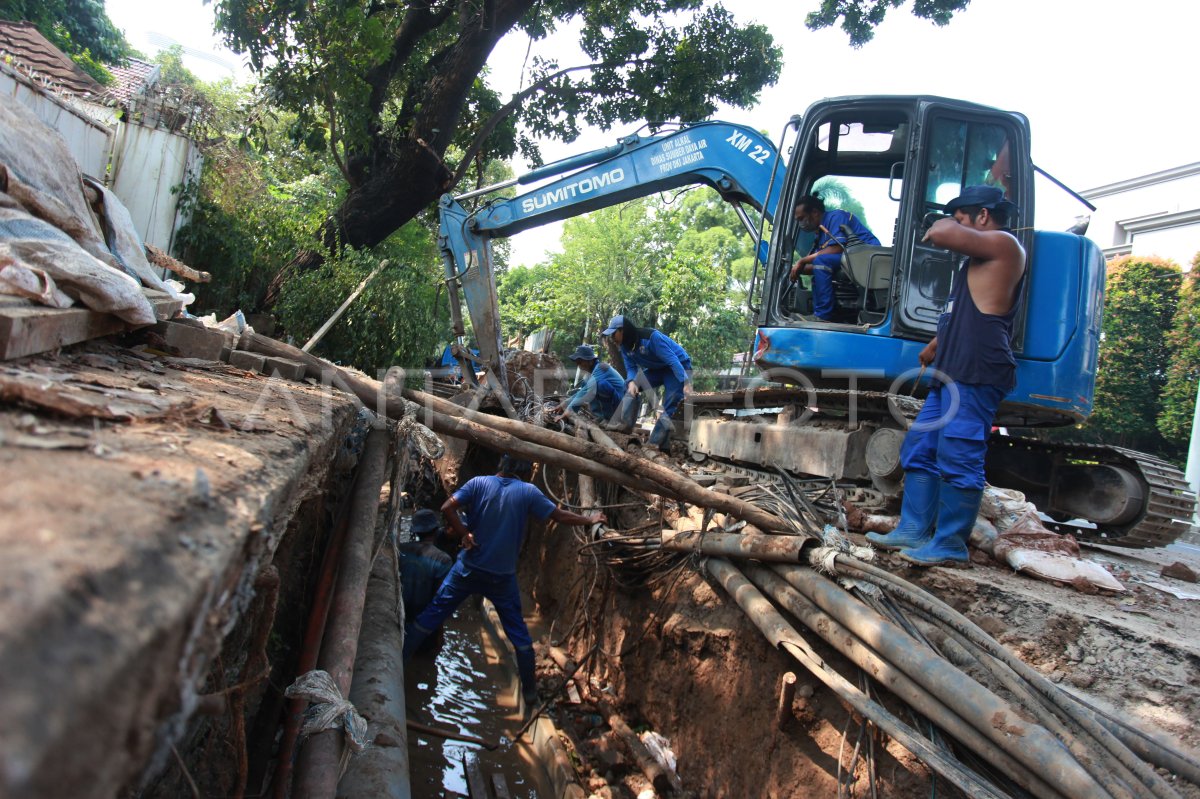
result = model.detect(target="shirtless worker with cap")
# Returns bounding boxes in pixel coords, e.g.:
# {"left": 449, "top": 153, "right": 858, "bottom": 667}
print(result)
{"left": 866, "top": 185, "right": 1026, "bottom": 566}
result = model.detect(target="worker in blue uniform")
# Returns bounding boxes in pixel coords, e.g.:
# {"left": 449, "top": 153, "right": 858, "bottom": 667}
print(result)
{"left": 602, "top": 314, "right": 693, "bottom": 452}
{"left": 402, "top": 456, "right": 604, "bottom": 706}
{"left": 789, "top": 194, "right": 880, "bottom": 321}
{"left": 554, "top": 344, "right": 626, "bottom": 422}
{"left": 866, "top": 186, "right": 1026, "bottom": 566}
{"left": 398, "top": 509, "right": 453, "bottom": 645}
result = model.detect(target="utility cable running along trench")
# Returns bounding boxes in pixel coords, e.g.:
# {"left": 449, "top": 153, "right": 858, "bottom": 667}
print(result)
{"left": 237, "top": 334, "right": 1200, "bottom": 798}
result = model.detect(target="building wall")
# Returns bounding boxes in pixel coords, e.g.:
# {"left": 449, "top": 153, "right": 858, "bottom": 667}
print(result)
{"left": 1082, "top": 164, "right": 1200, "bottom": 268}
{"left": 1, "top": 70, "right": 113, "bottom": 179}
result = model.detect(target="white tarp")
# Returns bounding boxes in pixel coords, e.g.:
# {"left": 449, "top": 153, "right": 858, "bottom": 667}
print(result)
{"left": 110, "top": 122, "right": 201, "bottom": 251}
{"left": 0, "top": 67, "right": 113, "bottom": 180}
{"left": 0, "top": 96, "right": 156, "bottom": 323}
{"left": 0, "top": 60, "right": 201, "bottom": 253}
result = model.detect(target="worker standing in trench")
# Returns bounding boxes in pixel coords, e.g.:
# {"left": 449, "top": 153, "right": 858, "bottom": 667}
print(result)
{"left": 867, "top": 185, "right": 1026, "bottom": 566}
{"left": 398, "top": 509, "right": 453, "bottom": 651}
{"left": 402, "top": 455, "right": 605, "bottom": 706}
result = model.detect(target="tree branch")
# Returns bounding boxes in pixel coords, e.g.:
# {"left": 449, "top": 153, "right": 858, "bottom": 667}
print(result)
{"left": 449, "top": 57, "right": 652, "bottom": 187}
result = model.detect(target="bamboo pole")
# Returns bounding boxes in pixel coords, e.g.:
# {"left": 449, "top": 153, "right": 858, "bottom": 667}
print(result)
{"left": 238, "top": 332, "right": 800, "bottom": 535}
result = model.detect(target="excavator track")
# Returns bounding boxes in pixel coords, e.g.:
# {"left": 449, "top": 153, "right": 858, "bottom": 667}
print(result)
{"left": 688, "top": 390, "right": 1195, "bottom": 549}
{"left": 986, "top": 436, "right": 1196, "bottom": 549}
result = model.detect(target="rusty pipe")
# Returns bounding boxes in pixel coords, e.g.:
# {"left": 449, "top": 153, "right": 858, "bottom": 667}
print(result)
{"left": 271, "top": 476, "right": 357, "bottom": 799}
{"left": 238, "top": 332, "right": 802, "bottom": 535}
{"left": 293, "top": 429, "right": 390, "bottom": 798}
{"left": 775, "top": 672, "right": 797, "bottom": 731}
{"left": 706, "top": 558, "right": 1019, "bottom": 799}
{"left": 660, "top": 529, "right": 806, "bottom": 562}
{"left": 768, "top": 564, "right": 1123, "bottom": 799}
{"left": 338, "top": 539, "right": 413, "bottom": 798}
{"left": 742, "top": 565, "right": 1071, "bottom": 799}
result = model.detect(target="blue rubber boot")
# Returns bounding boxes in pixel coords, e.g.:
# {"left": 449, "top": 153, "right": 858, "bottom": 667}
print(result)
{"left": 865, "top": 470, "right": 939, "bottom": 550}
{"left": 603, "top": 393, "right": 640, "bottom": 433}
{"left": 899, "top": 482, "right": 983, "bottom": 567}
{"left": 647, "top": 415, "right": 673, "bottom": 452}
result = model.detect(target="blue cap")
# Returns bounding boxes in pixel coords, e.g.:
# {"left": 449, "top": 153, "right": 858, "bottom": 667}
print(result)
{"left": 944, "top": 185, "right": 1017, "bottom": 216}
{"left": 568, "top": 344, "right": 598, "bottom": 362}
{"left": 410, "top": 509, "right": 440, "bottom": 535}
{"left": 601, "top": 314, "right": 625, "bottom": 336}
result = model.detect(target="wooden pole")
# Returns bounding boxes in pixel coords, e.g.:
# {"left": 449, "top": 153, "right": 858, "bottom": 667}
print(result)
{"left": 237, "top": 332, "right": 805, "bottom": 536}
{"left": 302, "top": 261, "right": 388, "bottom": 352}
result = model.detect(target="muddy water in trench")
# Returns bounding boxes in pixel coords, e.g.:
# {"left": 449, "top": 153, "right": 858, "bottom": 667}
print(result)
{"left": 405, "top": 600, "right": 551, "bottom": 798}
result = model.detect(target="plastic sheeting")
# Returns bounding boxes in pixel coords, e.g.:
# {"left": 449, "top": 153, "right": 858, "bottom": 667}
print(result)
{"left": 0, "top": 97, "right": 156, "bottom": 323}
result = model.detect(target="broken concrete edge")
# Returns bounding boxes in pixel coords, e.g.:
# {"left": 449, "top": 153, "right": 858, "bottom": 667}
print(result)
{"left": 478, "top": 597, "right": 587, "bottom": 798}
{"left": 137, "top": 404, "right": 366, "bottom": 794}
{"left": 0, "top": 384, "right": 363, "bottom": 798}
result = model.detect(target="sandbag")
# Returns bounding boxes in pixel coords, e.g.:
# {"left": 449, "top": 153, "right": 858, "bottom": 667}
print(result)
{"left": 0, "top": 202, "right": 155, "bottom": 324}
{"left": 0, "top": 262, "right": 72, "bottom": 308}
{"left": 0, "top": 98, "right": 115, "bottom": 267}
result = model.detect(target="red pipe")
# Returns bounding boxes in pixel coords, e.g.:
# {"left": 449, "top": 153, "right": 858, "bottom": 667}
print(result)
{"left": 292, "top": 429, "right": 390, "bottom": 798}
{"left": 269, "top": 457, "right": 358, "bottom": 798}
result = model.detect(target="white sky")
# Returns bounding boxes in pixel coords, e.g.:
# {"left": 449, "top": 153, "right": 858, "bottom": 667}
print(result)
{"left": 105, "top": 0, "right": 1200, "bottom": 266}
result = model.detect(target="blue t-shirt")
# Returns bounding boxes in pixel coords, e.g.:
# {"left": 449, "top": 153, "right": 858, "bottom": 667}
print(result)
{"left": 452, "top": 475, "right": 557, "bottom": 575}
{"left": 566, "top": 361, "right": 626, "bottom": 415}
{"left": 621, "top": 330, "right": 692, "bottom": 384}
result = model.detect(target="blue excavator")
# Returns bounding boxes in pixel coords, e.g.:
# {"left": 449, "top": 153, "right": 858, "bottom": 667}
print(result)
{"left": 438, "top": 95, "right": 1195, "bottom": 548}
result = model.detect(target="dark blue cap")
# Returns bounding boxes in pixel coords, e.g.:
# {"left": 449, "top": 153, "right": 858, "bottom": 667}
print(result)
{"left": 944, "top": 185, "right": 1017, "bottom": 216}
{"left": 601, "top": 314, "right": 624, "bottom": 336}
{"left": 568, "top": 344, "right": 598, "bottom": 362}
{"left": 410, "top": 509, "right": 440, "bottom": 535}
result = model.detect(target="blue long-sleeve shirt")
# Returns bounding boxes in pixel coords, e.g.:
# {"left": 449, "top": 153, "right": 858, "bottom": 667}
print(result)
{"left": 812, "top": 209, "right": 880, "bottom": 252}
{"left": 566, "top": 361, "right": 626, "bottom": 416}
{"left": 621, "top": 329, "right": 692, "bottom": 385}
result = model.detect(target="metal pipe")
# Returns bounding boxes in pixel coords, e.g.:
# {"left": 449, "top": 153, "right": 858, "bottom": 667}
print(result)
{"left": 741, "top": 565, "right": 1071, "bottom": 799}
{"left": 405, "top": 719, "right": 496, "bottom": 750}
{"left": 239, "top": 332, "right": 801, "bottom": 535}
{"left": 293, "top": 429, "right": 390, "bottom": 798}
{"left": 302, "top": 261, "right": 387, "bottom": 352}
{"left": 337, "top": 536, "right": 412, "bottom": 798}
{"left": 775, "top": 672, "right": 797, "bottom": 731}
{"left": 271, "top": 483, "right": 356, "bottom": 799}
{"left": 769, "top": 563, "right": 1118, "bottom": 799}
{"left": 660, "top": 529, "right": 806, "bottom": 562}
{"left": 705, "top": 558, "right": 1013, "bottom": 799}
{"left": 833, "top": 557, "right": 1186, "bottom": 798}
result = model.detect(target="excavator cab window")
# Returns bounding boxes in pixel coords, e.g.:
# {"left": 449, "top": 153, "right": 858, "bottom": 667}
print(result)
{"left": 896, "top": 113, "right": 1026, "bottom": 337}
{"left": 774, "top": 111, "right": 908, "bottom": 325}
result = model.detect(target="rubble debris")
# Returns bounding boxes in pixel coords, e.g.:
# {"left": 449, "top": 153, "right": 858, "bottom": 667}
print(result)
{"left": 1161, "top": 561, "right": 1198, "bottom": 583}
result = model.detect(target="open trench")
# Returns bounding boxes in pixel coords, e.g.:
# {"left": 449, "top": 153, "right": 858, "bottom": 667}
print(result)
{"left": 32, "top": 333, "right": 1193, "bottom": 799}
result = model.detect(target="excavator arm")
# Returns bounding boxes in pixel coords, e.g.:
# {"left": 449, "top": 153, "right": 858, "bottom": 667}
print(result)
{"left": 438, "top": 120, "right": 787, "bottom": 389}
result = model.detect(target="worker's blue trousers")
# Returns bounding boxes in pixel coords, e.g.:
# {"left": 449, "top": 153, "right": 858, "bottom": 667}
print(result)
{"left": 633, "top": 366, "right": 691, "bottom": 418}
{"left": 403, "top": 560, "right": 532, "bottom": 659}
{"left": 811, "top": 252, "right": 843, "bottom": 320}
{"left": 899, "top": 382, "right": 1007, "bottom": 490}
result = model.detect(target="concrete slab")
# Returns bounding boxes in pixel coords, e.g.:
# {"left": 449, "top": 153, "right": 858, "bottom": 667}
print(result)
{"left": 0, "top": 341, "right": 361, "bottom": 799}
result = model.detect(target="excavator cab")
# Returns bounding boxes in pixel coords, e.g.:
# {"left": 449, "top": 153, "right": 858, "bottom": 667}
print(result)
{"left": 754, "top": 96, "right": 1044, "bottom": 407}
